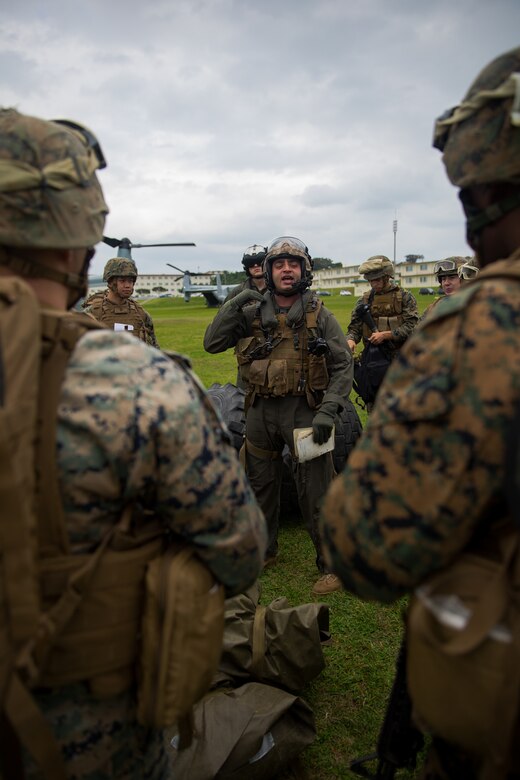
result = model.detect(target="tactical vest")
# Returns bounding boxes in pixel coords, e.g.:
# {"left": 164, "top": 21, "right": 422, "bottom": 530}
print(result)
{"left": 361, "top": 286, "right": 404, "bottom": 343}
{"left": 235, "top": 297, "right": 329, "bottom": 405}
{"left": 88, "top": 293, "right": 155, "bottom": 345}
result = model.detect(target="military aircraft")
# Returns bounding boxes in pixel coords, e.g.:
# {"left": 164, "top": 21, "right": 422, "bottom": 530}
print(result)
{"left": 166, "top": 263, "right": 238, "bottom": 307}
{"left": 86, "top": 235, "right": 196, "bottom": 286}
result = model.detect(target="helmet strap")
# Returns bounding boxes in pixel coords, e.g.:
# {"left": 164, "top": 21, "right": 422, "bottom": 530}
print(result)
{"left": 464, "top": 190, "right": 520, "bottom": 234}
{"left": 0, "top": 247, "right": 89, "bottom": 307}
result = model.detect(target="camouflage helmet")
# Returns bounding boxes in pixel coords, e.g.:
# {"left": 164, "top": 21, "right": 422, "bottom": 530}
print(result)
{"left": 264, "top": 236, "right": 313, "bottom": 295}
{"left": 242, "top": 244, "right": 267, "bottom": 276}
{"left": 359, "top": 255, "right": 394, "bottom": 281}
{"left": 433, "top": 47, "right": 520, "bottom": 189}
{"left": 103, "top": 257, "right": 138, "bottom": 282}
{"left": 0, "top": 108, "right": 108, "bottom": 248}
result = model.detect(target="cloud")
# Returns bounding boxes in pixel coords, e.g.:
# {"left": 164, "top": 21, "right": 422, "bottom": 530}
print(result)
{"left": 0, "top": 0, "right": 519, "bottom": 275}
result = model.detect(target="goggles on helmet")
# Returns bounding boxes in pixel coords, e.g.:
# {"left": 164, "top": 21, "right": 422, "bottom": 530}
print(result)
{"left": 52, "top": 118, "right": 107, "bottom": 170}
{"left": 267, "top": 236, "right": 309, "bottom": 259}
{"left": 433, "top": 259, "right": 458, "bottom": 274}
{"left": 458, "top": 262, "right": 479, "bottom": 280}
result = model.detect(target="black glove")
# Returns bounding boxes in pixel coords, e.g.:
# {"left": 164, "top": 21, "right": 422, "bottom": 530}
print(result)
{"left": 312, "top": 403, "right": 337, "bottom": 445}
{"left": 229, "top": 289, "right": 265, "bottom": 310}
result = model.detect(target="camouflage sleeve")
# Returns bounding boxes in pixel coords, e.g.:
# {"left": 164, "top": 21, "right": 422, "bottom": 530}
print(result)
{"left": 318, "top": 307, "right": 353, "bottom": 408}
{"left": 391, "top": 289, "right": 419, "bottom": 343}
{"left": 345, "top": 298, "right": 364, "bottom": 343}
{"left": 203, "top": 301, "right": 250, "bottom": 353}
{"left": 144, "top": 310, "right": 159, "bottom": 348}
{"left": 320, "top": 279, "right": 520, "bottom": 603}
{"left": 59, "top": 331, "right": 267, "bottom": 596}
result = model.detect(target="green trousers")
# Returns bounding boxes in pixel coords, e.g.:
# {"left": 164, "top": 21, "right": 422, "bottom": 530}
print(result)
{"left": 245, "top": 395, "right": 334, "bottom": 572}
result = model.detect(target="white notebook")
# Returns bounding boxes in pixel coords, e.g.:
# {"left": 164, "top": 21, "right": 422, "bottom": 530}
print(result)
{"left": 293, "top": 426, "right": 335, "bottom": 463}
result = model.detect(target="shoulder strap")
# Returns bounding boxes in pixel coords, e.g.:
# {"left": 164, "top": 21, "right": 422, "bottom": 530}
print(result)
{"left": 37, "top": 311, "right": 104, "bottom": 556}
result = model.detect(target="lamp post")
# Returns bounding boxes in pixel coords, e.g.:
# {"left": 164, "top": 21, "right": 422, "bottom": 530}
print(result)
{"left": 393, "top": 218, "right": 398, "bottom": 266}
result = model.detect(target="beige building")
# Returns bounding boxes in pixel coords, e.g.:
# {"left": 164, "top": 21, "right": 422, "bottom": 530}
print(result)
{"left": 312, "top": 257, "right": 444, "bottom": 294}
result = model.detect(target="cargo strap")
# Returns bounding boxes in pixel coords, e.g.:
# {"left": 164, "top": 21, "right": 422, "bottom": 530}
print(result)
{"left": 245, "top": 439, "right": 282, "bottom": 461}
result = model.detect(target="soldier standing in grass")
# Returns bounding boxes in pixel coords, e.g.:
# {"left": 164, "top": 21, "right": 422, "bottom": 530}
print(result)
{"left": 320, "top": 47, "right": 520, "bottom": 778}
{"left": 85, "top": 256, "right": 159, "bottom": 347}
{"left": 0, "top": 108, "right": 266, "bottom": 779}
{"left": 204, "top": 236, "right": 352, "bottom": 595}
{"left": 346, "top": 256, "right": 418, "bottom": 410}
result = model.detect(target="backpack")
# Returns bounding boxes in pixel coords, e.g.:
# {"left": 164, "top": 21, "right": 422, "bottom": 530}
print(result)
{"left": 0, "top": 277, "right": 104, "bottom": 779}
{"left": 0, "top": 277, "right": 224, "bottom": 776}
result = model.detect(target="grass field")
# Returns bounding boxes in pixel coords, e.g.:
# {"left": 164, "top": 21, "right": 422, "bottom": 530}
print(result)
{"left": 144, "top": 290, "right": 433, "bottom": 779}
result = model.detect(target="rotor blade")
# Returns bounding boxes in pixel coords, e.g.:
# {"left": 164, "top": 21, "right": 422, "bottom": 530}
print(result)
{"left": 166, "top": 263, "right": 186, "bottom": 274}
{"left": 102, "top": 235, "right": 122, "bottom": 248}
{"left": 132, "top": 242, "right": 196, "bottom": 248}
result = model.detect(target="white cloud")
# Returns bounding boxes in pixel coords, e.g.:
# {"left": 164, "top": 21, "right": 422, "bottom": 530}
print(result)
{"left": 0, "top": 0, "right": 518, "bottom": 274}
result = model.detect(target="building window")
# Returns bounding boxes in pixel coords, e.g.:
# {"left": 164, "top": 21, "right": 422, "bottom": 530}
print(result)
{"left": 420, "top": 276, "right": 427, "bottom": 282}
{"left": 406, "top": 265, "right": 413, "bottom": 272}
{"left": 406, "top": 277, "right": 412, "bottom": 283}
{"left": 420, "top": 264, "right": 427, "bottom": 270}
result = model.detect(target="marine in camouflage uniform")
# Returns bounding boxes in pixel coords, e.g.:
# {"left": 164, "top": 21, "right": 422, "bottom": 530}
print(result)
{"left": 347, "top": 256, "right": 418, "bottom": 408}
{"left": 346, "top": 256, "right": 418, "bottom": 356}
{"left": 0, "top": 108, "right": 266, "bottom": 780}
{"left": 85, "top": 257, "right": 159, "bottom": 347}
{"left": 320, "top": 47, "right": 520, "bottom": 778}
{"left": 205, "top": 236, "right": 352, "bottom": 595}
{"left": 224, "top": 245, "right": 268, "bottom": 389}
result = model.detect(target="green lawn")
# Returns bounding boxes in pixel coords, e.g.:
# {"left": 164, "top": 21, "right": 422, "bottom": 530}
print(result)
{"left": 144, "top": 291, "right": 433, "bottom": 779}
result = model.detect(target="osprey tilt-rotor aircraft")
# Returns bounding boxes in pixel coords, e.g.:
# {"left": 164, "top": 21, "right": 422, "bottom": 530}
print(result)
{"left": 166, "top": 263, "right": 238, "bottom": 307}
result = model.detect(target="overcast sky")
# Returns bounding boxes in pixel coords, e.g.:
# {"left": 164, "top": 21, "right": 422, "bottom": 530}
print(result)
{"left": 1, "top": 0, "right": 519, "bottom": 276}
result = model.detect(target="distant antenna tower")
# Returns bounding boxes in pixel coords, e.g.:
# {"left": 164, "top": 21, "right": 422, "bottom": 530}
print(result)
{"left": 393, "top": 215, "right": 398, "bottom": 265}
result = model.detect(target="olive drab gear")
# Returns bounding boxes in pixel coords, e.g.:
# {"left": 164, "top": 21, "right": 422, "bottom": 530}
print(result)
{"left": 359, "top": 286, "right": 404, "bottom": 344}
{"left": 103, "top": 257, "right": 138, "bottom": 282}
{"left": 0, "top": 109, "right": 108, "bottom": 249}
{"left": 87, "top": 293, "right": 156, "bottom": 345}
{"left": 264, "top": 236, "right": 314, "bottom": 295}
{"left": 235, "top": 296, "right": 328, "bottom": 408}
{"left": 359, "top": 255, "right": 395, "bottom": 281}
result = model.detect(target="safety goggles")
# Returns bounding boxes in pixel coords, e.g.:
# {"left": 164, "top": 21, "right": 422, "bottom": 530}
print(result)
{"left": 458, "top": 263, "right": 479, "bottom": 280}
{"left": 433, "top": 259, "right": 458, "bottom": 274}
{"left": 52, "top": 118, "right": 107, "bottom": 170}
